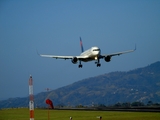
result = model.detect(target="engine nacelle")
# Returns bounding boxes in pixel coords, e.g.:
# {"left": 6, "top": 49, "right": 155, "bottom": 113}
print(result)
{"left": 104, "top": 56, "right": 111, "bottom": 62}
{"left": 71, "top": 57, "right": 78, "bottom": 64}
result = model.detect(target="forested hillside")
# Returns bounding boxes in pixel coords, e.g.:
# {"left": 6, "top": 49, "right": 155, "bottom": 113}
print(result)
{"left": 0, "top": 61, "right": 160, "bottom": 108}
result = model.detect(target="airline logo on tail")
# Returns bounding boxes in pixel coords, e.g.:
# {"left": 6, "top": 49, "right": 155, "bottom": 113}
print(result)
{"left": 80, "top": 37, "right": 84, "bottom": 53}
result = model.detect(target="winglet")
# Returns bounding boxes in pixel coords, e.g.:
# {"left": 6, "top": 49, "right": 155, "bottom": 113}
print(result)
{"left": 80, "top": 37, "right": 84, "bottom": 53}
{"left": 36, "top": 49, "right": 40, "bottom": 56}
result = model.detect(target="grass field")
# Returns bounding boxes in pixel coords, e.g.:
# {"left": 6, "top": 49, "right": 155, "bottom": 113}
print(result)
{"left": 0, "top": 108, "right": 160, "bottom": 120}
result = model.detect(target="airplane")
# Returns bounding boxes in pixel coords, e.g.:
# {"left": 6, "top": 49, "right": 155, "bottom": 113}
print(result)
{"left": 39, "top": 37, "right": 136, "bottom": 68}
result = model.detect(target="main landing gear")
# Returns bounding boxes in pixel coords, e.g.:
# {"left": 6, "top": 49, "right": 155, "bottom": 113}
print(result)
{"left": 79, "top": 64, "right": 83, "bottom": 68}
{"left": 78, "top": 61, "right": 83, "bottom": 68}
{"left": 78, "top": 59, "right": 101, "bottom": 68}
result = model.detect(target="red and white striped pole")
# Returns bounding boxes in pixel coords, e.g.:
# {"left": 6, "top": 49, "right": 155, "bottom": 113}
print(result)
{"left": 29, "top": 75, "right": 34, "bottom": 120}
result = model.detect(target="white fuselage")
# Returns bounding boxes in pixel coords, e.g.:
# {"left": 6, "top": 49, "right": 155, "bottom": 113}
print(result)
{"left": 80, "top": 46, "right": 101, "bottom": 62}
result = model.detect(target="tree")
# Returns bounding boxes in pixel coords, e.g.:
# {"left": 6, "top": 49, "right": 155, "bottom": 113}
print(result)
{"left": 147, "top": 101, "right": 153, "bottom": 106}
{"left": 131, "top": 101, "right": 144, "bottom": 106}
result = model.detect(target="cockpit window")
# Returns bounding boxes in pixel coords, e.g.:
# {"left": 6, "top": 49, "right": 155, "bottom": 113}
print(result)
{"left": 93, "top": 49, "right": 100, "bottom": 51}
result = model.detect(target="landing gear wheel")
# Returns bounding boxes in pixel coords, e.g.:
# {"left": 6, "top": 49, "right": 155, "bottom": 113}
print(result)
{"left": 97, "top": 63, "right": 101, "bottom": 67}
{"left": 79, "top": 64, "right": 83, "bottom": 68}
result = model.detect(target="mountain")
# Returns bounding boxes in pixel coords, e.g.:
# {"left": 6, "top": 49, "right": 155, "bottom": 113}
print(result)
{"left": 0, "top": 61, "right": 160, "bottom": 108}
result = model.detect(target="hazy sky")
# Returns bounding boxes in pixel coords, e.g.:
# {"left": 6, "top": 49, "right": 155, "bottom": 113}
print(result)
{"left": 0, "top": 0, "right": 160, "bottom": 100}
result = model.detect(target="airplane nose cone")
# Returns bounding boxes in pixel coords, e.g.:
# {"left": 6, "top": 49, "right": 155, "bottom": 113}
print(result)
{"left": 95, "top": 51, "right": 100, "bottom": 56}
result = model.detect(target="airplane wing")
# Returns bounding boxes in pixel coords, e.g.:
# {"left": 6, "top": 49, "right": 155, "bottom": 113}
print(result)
{"left": 39, "top": 54, "right": 73, "bottom": 59}
{"left": 101, "top": 45, "right": 136, "bottom": 58}
{"left": 39, "top": 54, "right": 88, "bottom": 60}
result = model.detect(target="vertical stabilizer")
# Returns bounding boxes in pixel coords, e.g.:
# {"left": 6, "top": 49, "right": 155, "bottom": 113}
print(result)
{"left": 80, "top": 37, "right": 84, "bottom": 53}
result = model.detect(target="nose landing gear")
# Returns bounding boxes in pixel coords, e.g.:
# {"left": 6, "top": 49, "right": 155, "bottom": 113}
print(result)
{"left": 97, "top": 63, "right": 101, "bottom": 67}
{"left": 95, "top": 59, "right": 101, "bottom": 67}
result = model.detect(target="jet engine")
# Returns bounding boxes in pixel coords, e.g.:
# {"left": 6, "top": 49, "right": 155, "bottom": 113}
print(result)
{"left": 71, "top": 57, "right": 78, "bottom": 64}
{"left": 104, "top": 56, "right": 111, "bottom": 62}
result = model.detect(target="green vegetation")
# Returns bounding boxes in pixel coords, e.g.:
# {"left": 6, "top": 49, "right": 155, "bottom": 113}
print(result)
{"left": 1, "top": 62, "right": 160, "bottom": 108}
{"left": 0, "top": 108, "right": 160, "bottom": 120}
